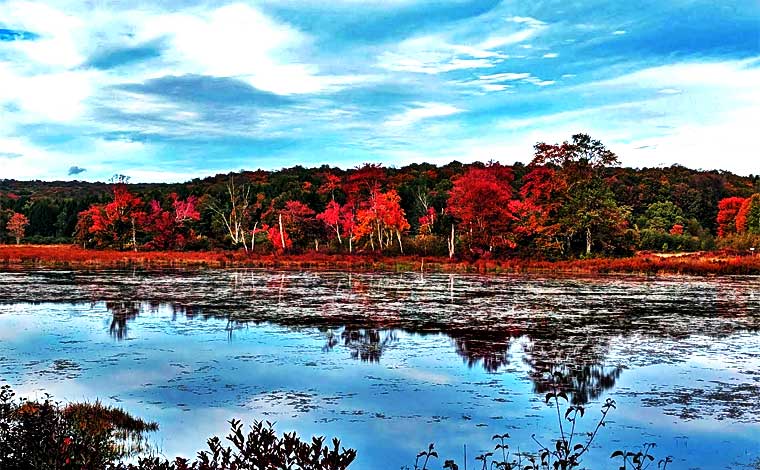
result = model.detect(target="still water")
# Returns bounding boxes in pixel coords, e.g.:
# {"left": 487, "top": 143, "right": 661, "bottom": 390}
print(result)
{"left": 0, "top": 269, "right": 758, "bottom": 469}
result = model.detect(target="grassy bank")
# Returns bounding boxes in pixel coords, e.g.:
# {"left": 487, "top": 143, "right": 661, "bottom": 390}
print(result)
{"left": 1, "top": 244, "right": 760, "bottom": 275}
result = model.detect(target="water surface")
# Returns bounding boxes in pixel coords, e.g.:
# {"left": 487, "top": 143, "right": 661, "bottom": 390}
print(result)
{"left": 0, "top": 269, "right": 758, "bottom": 469}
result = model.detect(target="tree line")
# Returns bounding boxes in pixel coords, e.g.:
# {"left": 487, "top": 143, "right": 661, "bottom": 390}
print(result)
{"left": 1, "top": 134, "right": 759, "bottom": 258}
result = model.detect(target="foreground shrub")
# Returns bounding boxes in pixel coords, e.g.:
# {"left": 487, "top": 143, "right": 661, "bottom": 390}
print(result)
{"left": 0, "top": 384, "right": 356, "bottom": 470}
{"left": 0, "top": 385, "right": 157, "bottom": 469}
{"left": 116, "top": 420, "right": 356, "bottom": 470}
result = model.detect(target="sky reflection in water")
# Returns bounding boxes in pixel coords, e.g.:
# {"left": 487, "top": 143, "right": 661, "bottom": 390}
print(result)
{"left": 0, "top": 269, "right": 759, "bottom": 469}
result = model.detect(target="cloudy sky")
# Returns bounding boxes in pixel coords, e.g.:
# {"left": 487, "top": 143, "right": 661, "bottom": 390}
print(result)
{"left": 0, "top": 0, "right": 758, "bottom": 182}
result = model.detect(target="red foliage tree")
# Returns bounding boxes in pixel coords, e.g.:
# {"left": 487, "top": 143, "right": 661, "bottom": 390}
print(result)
{"left": 76, "top": 185, "right": 146, "bottom": 250}
{"left": 277, "top": 200, "right": 317, "bottom": 250}
{"left": 343, "top": 164, "right": 386, "bottom": 203}
{"left": 317, "top": 172, "right": 342, "bottom": 201}
{"left": 447, "top": 163, "right": 517, "bottom": 254}
{"left": 265, "top": 223, "right": 292, "bottom": 253}
{"left": 418, "top": 207, "right": 436, "bottom": 235}
{"left": 6, "top": 212, "right": 29, "bottom": 244}
{"left": 716, "top": 197, "right": 745, "bottom": 237}
{"left": 317, "top": 200, "right": 356, "bottom": 250}
{"left": 144, "top": 194, "right": 201, "bottom": 250}
{"left": 514, "top": 166, "right": 566, "bottom": 253}
{"left": 523, "top": 134, "right": 627, "bottom": 256}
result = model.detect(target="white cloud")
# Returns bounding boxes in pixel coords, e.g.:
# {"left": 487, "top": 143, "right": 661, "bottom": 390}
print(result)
{"left": 542, "top": 52, "right": 559, "bottom": 59}
{"left": 613, "top": 30, "right": 627, "bottom": 35}
{"left": 377, "top": 34, "right": 507, "bottom": 74}
{"left": 507, "top": 16, "right": 547, "bottom": 28}
{"left": 135, "top": 3, "right": 359, "bottom": 95}
{"left": 481, "top": 84, "right": 512, "bottom": 92}
{"left": 458, "top": 71, "right": 555, "bottom": 92}
{"left": 0, "top": 64, "right": 96, "bottom": 122}
{"left": 377, "top": 12, "right": 547, "bottom": 75}
{"left": 588, "top": 58, "right": 760, "bottom": 91}
{"left": 478, "top": 29, "right": 538, "bottom": 49}
{"left": 378, "top": 51, "right": 501, "bottom": 74}
{"left": 523, "top": 77, "right": 555, "bottom": 86}
{"left": 0, "top": 1, "right": 85, "bottom": 68}
{"left": 479, "top": 72, "right": 532, "bottom": 81}
{"left": 385, "top": 102, "right": 463, "bottom": 127}
{"left": 484, "top": 58, "right": 760, "bottom": 174}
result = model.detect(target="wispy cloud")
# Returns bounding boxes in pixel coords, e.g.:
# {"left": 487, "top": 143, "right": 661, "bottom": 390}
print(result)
{"left": 385, "top": 102, "right": 463, "bottom": 127}
{"left": 377, "top": 11, "right": 547, "bottom": 76}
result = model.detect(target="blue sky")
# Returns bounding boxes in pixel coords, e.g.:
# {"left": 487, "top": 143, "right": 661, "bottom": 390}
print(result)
{"left": 0, "top": 0, "right": 758, "bottom": 182}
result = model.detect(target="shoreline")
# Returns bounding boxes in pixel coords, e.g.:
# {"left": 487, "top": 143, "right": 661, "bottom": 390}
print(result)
{"left": 2, "top": 244, "right": 760, "bottom": 276}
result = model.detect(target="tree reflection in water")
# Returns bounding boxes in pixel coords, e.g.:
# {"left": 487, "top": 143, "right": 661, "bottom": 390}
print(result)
{"left": 322, "top": 328, "right": 398, "bottom": 363}
{"left": 452, "top": 333, "right": 512, "bottom": 373}
{"left": 524, "top": 336, "right": 623, "bottom": 405}
{"left": 44, "top": 270, "right": 758, "bottom": 407}
{"left": 106, "top": 301, "right": 141, "bottom": 340}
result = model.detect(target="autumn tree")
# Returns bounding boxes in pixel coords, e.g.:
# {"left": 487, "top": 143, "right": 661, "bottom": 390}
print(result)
{"left": 75, "top": 178, "right": 146, "bottom": 251}
{"left": 511, "top": 166, "right": 564, "bottom": 254}
{"left": 317, "top": 171, "right": 342, "bottom": 201}
{"left": 6, "top": 212, "right": 29, "bottom": 244}
{"left": 447, "top": 162, "right": 517, "bottom": 255}
{"left": 276, "top": 200, "right": 319, "bottom": 251}
{"left": 525, "top": 134, "right": 629, "bottom": 256}
{"left": 355, "top": 189, "right": 409, "bottom": 253}
{"left": 343, "top": 164, "right": 387, "bottom": 203}
{"left": 317, "top": 200, "right": 358, "bottom": 251}
{"left": 143, "top": 193, "right": 201, "bottom": 250}
{"left": 736, "top": 194, "right": 760, "bottom": 234}
{"left": 716, "top": 197, "right": 746, "bottom": 237}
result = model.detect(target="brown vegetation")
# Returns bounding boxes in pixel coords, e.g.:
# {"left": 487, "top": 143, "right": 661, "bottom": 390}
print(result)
{"left": 2, "top": 244, "right": 760, "bottom": 275}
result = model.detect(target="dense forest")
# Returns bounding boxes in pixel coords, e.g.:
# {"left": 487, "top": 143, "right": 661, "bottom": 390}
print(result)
{"left": 2, "top": 134, "right": 760, "bottom": 259}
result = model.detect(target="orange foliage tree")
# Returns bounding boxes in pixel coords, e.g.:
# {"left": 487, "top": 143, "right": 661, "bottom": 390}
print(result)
{"left": 716, "top": 197, "right": 746, "bottom": 237}
{"left": 355, "top": 189, "right": 409, "bottom": 253}
{"left": 6, "top": 212, "right": 29, "bottom": 244}
{"left": 736, "top": 194, "right": 760, "bottom": 234}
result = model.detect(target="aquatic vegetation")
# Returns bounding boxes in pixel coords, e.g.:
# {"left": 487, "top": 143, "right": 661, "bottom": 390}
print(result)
{"left": 411, "top": 389, "right": 671, "bottom": 470}
{"left": 610, "top": 444, "right": 672, "bottom": 470}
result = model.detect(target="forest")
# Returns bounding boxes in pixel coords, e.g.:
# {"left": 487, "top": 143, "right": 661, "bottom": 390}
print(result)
{"left": 1, "top": 134, "right": 760, "bottom": 259}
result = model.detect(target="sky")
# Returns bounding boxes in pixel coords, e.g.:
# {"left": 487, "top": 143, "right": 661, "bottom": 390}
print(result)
{"left": 0, "top": 0, "right": 758, "bottom": 182}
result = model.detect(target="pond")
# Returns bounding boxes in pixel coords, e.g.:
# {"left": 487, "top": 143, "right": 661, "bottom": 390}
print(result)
{"left": 0, "top": 269, "right": 759, "bottom": 469}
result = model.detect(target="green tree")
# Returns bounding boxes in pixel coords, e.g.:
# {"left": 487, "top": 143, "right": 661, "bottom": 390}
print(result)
{"left": 640, "top": 201, "right": 685, "bottom": 232}
{"left": 528, "top": 134, "right": 630, "bottom": 256}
